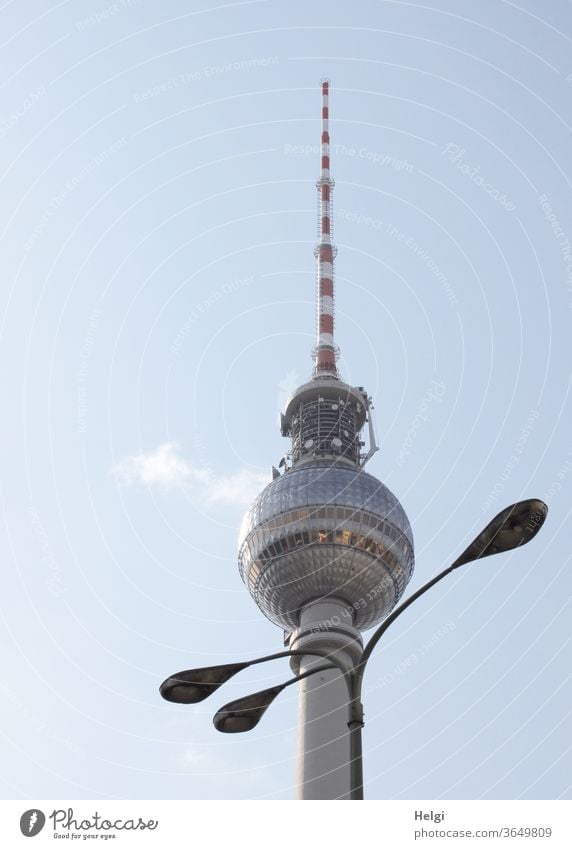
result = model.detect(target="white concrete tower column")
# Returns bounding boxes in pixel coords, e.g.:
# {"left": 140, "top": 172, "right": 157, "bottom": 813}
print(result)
{"left": 289, "top": 599, "right": 362, "bottom": 800}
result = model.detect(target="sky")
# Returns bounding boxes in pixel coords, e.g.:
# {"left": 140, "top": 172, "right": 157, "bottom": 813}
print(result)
{"left": 1, "top": 0, "right": 571, "bottom": 801}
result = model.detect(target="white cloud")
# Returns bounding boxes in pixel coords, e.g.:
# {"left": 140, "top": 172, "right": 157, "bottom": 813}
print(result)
{"left": 112, "top": 442, "right": 268, "bottom": 507}
{"left": 113, "top": 442, "right": 192, "bottom": 488}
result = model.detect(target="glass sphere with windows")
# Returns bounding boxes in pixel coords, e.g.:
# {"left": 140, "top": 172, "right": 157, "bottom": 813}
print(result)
{"left": 238, "top": 460, "right": 414, "bottom": 631}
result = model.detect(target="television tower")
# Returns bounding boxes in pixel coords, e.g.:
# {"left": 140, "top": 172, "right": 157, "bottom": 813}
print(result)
{"left": 237, "top": 81, "right": 415, "bottom": 799}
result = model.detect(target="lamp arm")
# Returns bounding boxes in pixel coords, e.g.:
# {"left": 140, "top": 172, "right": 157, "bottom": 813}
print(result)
{"left": 356, "top": 559, "right": 463, "bottom": 689}
{"left": 236, "top": 647, "right": 351, "bottom": 687}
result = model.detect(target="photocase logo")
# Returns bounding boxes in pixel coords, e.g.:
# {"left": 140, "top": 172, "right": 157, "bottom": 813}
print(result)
{"left": 20, "top": 809, "right": 45, "bottom": 837}
{"left": 18, "top": 806, "right": 159, "bottom": 838}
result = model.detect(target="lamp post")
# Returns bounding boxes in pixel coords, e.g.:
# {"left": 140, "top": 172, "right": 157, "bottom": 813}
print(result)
{"left": 160, "top": 498, "right": 547, "bottom": 799}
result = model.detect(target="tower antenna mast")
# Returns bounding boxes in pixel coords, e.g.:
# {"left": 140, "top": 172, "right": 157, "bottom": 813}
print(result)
{"left": 314, "top": 79, "right": 339, "bottom": 378}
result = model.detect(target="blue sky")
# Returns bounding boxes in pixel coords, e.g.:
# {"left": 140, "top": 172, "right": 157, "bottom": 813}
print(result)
{"left": 1, "top": 0, "right": 571, "bottom": 800}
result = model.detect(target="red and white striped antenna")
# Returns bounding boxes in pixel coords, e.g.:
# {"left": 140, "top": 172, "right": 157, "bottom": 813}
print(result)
{"left": 313, "top": 78, "right": 339, "bottom": 378}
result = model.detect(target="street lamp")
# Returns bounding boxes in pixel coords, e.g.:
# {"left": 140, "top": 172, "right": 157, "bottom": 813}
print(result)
{"left": 160, "top": 498, "right": 547, "bottom": 799}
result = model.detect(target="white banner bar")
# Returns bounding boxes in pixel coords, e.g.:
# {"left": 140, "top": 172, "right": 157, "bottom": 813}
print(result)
{"left": 1, "top": 800, "right": 570, "bottom": 848}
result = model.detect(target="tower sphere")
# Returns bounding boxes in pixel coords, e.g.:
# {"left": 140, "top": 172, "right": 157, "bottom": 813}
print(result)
{"left": 238, "top": 456, "right": 414, "bottom": 631}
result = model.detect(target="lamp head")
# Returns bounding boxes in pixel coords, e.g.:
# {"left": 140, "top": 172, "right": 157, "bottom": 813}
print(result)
{"left": 213, "top": 684, "right": 285, "bottom": 733}
{"left": 454, "top": 499, "right": 547, "bottom": 568}
{"left": 160, "top": 662, "right": 248, "bottom": 704}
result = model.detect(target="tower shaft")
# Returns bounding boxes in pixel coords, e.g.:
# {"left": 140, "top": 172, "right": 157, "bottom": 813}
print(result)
{"left": 290, "top": 600, "right": 362, "bottom": 800}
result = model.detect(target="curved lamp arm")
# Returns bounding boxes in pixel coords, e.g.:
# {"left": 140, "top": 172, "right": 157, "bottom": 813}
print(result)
{"left": 213, "top": 663, "right": 338, "bottom": 733}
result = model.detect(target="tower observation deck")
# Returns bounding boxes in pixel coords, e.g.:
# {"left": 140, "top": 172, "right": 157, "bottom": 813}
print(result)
{"left": 237, "top": 82, "right": 414, "bottom": 798}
